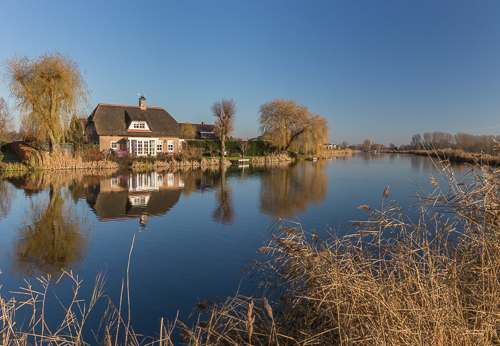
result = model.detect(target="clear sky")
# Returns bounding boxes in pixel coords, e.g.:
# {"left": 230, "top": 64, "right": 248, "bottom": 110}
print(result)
{"left": 1, "top": 0, "right": 499, "bottom": 146}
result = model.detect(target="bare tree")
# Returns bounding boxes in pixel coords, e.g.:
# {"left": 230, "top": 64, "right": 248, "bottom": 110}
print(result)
{"left": 341, "top": 141, "right": 348, "bottom": 149}
{"left": 363, "top": 139, "right": 372, "bottom": 151}
{"left": 4, "top": 51, "right": 90, "bottom": 151}
{"left": 206, "top": 140, "right": 216, "bottom": 156}
{"left": 0, "top": 97, "right": 14, "bottom": 140}
{"left": 181, "top": 121, "right": 197, "bottom": 139}
{"left": 211, "top": 99, "right": 237, "bottom": 166}
{"left": 259, "top": 98, "right": 329, "bottom": 155}
{"left": 239, "top": 140, "right": 250, "bottom": 158}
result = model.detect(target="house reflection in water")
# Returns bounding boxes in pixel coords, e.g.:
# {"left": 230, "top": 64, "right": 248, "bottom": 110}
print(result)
{"left": 86, "top": 172, "right": 183, "bottom": 221}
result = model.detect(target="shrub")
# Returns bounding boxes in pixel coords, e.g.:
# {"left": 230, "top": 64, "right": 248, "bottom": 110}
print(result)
{"left": 176, "top": 153, "right": 188, "bottom": 162}
{"left": 78, "top": 147, "right": 102, "bottom": 162}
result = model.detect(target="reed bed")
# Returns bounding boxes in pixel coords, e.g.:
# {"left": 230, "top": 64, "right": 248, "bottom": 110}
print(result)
{"left": 251, "top": 152, "right": 292, "bottom": 165}
{"left": 178, "top": 160, "right": 500, "bottom": 345}
{"left": 3, "top": 158, "right": 500, "bottom": 345}
{"left": 412, "top": 148, "right": 500, "bottom": 166}
{"left": 321, "top": 148, "right": 353, "bottom": 158}
{"left": 37, "top": 152, "right": 119, "bottom": 170}
{"left": 0, "top": 162, "right": 30, "bottom": 173}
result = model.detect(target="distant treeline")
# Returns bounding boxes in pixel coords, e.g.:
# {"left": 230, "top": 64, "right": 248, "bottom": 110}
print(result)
{"left": 401, "top": 131, "right": 500, "bottom": 154}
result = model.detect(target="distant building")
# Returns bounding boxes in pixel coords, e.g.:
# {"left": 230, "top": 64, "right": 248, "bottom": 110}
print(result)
{"left": 179, "top": 122, "right": 218, "bottom": 140}
{"left": 324, "top": 143, "right": 338, "bottom": 150}
{"left": 86, "top": 96, "right": 182, "bottom": 155}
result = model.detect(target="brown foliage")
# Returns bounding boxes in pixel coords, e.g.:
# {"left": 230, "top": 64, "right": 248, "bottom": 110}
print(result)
{"left": 211, "top": 99, "right": 236, "bottom": 166}
{"left": 0, "top": 97, "right": 14, "bottom": 140}
{"left": 259, "top": 98, "right": 329, "bottom": 155}
{"left": 3, "top": 50, "right": 90, "bottom": 150}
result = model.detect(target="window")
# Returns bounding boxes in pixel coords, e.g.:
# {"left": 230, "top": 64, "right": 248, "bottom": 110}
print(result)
{"left": 157, "top": 141, "right": 163, "bottom": 152}
{"left": 167, "top": 140, "right": 174, "bottom": 152}
{"left": 128, "top": 138, "right": 159, "bottom": 156}
{"left": 133, "top": 122, "right": 146, "bottom": 129}
{"left": 110, "top": 141, "right": 118, "bottom": 150}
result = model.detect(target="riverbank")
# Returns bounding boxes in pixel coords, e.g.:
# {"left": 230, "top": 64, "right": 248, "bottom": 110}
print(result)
{"left": 1, "top": 141, "right": 353, "bottom": 173}
{"left": 381, "top": 148, "right": 500, "bottom": 166}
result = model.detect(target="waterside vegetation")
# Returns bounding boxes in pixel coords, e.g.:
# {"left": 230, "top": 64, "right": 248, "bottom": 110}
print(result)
{"left": 2, "top": 156, "right": 500, "bottom": 345}
{"left": 0, "top": 136, "right": 351, "bottom": 172}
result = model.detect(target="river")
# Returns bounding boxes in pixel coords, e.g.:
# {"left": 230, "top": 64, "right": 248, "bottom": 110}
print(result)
{"left": 0, "top": 153, "right": 470, "bottom": 340}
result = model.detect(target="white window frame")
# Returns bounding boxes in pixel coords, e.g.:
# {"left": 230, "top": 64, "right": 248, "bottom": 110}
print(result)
{"left": 110, "top": 141, "right": 118, "bottom": 150}
{"left": 127, "top": 137, "right": 159, "bottom": 156}
{"left": 157, "top": 140, "right": 163, "bottom": 152}
{"left": 167, "top": 140, "right": 174, "bottom": 152}
{"left": 129, "top": 121, "right": 150, "bottom": 130}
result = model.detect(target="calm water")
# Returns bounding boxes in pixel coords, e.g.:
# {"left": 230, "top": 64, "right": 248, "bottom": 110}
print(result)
{"left": 0, "top": 153, "right": 469, "bottom": 338}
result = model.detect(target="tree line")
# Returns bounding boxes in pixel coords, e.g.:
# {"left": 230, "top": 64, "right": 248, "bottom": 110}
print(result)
{"left": 402, "top": 131, "right": 500, "bottom": 154}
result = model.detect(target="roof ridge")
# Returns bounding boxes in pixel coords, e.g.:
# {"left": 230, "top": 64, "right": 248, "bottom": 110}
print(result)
{"left": 98, "top": 103, "right": 164, "bottom": 110}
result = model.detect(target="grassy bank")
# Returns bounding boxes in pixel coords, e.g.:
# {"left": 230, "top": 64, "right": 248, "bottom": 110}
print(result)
{"left": 411, "top": 148, "right": 500, "bottom": 166}
{"left": 3, "top": 158, "right": 500, "bottom": 345}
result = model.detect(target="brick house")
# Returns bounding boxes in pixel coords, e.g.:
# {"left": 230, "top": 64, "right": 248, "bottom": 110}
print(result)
{"left": 86, "top": 96, "right": 183, "bottom": 156}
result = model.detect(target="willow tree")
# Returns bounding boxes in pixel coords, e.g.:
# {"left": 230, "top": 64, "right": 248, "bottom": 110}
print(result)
{"left": 0, "top": 97, "right": 14, "bottom": 140}
{"left": 211, "top": 98, "right": 236, "bottom": 165}
{"left": 4, "top": 51, "right": 90, "bottom": 151}
{"left": 259, "top": 98, "right": 329, "bottom": 155}
{"left": 181, "top": 121, "right": 196, "bottom": 139}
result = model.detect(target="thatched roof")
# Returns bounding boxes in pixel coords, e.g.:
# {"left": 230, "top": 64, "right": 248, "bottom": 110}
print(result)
{"left": 89, "top": 104, "right": 182, "bottom": 138}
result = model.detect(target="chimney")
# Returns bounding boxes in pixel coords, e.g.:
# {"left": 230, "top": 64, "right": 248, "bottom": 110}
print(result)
{"left": 139, "top": 95, "right": 146, "bottom": 110}
{"left": 202, "top": 121, "right": 205, "bottom": 125}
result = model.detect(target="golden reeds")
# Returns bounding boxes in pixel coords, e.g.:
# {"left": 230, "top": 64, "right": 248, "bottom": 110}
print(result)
{"left": 4, "top": 156, "right": 500, "bottom": 345}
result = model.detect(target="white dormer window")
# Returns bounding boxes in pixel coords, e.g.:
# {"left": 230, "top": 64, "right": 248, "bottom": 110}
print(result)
{"left": 129, "top": 121, "right": 150, "bottom": 130}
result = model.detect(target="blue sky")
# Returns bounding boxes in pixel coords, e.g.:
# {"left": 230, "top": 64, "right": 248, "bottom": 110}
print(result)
{"left": 1, "top": 0, "right": 499, "bottom": 146}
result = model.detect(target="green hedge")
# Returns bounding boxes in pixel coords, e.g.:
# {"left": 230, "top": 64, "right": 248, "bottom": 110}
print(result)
{"left": 186, "top": 140, "right": 271, "bottom": 156}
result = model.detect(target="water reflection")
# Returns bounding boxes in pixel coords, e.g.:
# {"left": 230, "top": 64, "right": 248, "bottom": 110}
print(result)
{"left": 85, "top": 172, "right": 183, "bottom": 222}
{"left": 0, "top": 180, "right": 15, "bottom": 220}
{"left": 10, "top": 187, "right": 93, "bottom": 277}
{"left": 179, "top": 168, "right": 220, "bottom": 197}
{"left": 259, "top": 161, "right": 328, "bottom": 218}
{"left": 212, "top": 167, "right": 234, "bottom": 225}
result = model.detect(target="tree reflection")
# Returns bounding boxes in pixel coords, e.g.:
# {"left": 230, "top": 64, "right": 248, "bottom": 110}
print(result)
{"left": 10, "top": 187, "right": 93, "bottom": 277}
{"left": 181, "top": 168, "right": 221, "bottom": 197}
{"left": 212, "top": 167, "right": 235, "bottom": 225}
{"left": 260, "top": 161, "right": 328, "bottom": 218}
{"left": 0, "top": 180, "right": 15, "bottom": 220}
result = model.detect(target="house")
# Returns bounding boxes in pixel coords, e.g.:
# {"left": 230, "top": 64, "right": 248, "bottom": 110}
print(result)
{"left": 86, "top": 96, "right": 183, "bottom": 156}
{"left": 324, "top": 143, "right": 338, "bottom": 150}
{"left": 178, "top": 122, "right": 218, "bottom": 140}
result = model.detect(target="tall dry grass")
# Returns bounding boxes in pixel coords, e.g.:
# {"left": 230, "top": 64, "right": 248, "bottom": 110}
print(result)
{"left": 3, "top": 158, "right": 500, "bottom": 345}
{"left": 178, "top": 160, "right": 500, "bottom": 345}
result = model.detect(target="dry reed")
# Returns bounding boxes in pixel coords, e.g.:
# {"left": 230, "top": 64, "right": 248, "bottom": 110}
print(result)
{"left": 178, "top": 159, "right": 500, "bottom": 345}
{"left": 4, "top": 156, "right": 500, "bottom": 345}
